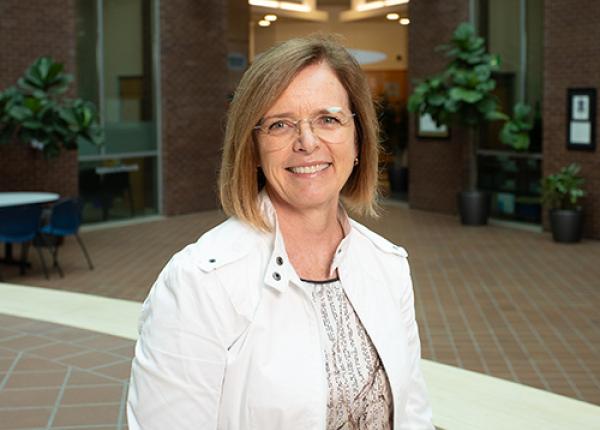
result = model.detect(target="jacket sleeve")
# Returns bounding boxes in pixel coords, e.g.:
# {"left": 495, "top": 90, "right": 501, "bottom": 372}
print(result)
{"left": 127, "top": 250, "right": 243, "bottom": 429}
{"left": 397, "top": 257, "right": 435, "bottom": 430}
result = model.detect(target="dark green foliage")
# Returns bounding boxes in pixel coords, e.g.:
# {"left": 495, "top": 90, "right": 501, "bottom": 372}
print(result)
{"left": 407, "top": 22, "right": 532, "bottom": 149}
{"left": 541, "top": 163, "right": 586, "bottom": 210}
{"left": 500, "top": 102, "right": 534, "bottom": 150}
{"left": 408, "top": 23, "right": 510, "bottom": 129}
{"left": 0, "top": 57, "right": 103, "bottom": 158}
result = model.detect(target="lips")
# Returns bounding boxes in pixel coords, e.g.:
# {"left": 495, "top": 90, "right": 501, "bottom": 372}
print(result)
{"left": 286, "top": 163, "right": 331, "bottom": 174}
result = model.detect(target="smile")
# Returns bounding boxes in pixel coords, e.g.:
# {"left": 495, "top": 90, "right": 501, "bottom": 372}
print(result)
{"left": 287, "top": 163, "right": 331, "bottom": 174}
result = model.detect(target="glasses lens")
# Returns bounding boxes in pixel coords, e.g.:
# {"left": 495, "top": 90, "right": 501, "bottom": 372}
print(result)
{"left": 312, "top": 113, "right": 349, "bottom": 142}
{"left": 263, "top": 119, "right": 295, "bottom": 138}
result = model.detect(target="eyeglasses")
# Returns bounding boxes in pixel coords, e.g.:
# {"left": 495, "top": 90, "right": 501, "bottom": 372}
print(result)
{"left": 254, "top": 111, "right": 356, "bottom": 145}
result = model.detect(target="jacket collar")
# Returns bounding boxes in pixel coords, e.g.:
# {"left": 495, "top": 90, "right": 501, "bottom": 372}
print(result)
{"left": 258, "top": 190, "right": 353, "bottom": 292}
{"left": 259, "top": 191, "right": 297, "bottom": 292}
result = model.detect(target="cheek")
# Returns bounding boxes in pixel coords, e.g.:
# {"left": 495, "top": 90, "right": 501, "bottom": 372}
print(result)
{"left": 257, "top": 144, "right": 285, "bottom": 180}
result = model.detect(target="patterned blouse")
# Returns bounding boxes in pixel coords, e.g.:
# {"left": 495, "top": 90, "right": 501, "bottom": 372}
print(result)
{"left": 302, "top": 278, "right": 394, "bottom": 430}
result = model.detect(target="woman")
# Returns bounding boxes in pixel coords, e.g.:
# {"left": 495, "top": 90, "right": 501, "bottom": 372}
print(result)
{"left": 128, "top": 34, "right": 433, "bottom": 429}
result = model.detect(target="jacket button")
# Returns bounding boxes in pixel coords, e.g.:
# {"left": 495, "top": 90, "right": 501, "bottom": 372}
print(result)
{"left": 276, "top": 256, "right": 283, "bottom": 265}
{"left": 209, "top": 258, "right": 216, "bottom": 263}
{"left": 273, "top": 272, "right": 281, "bottom": 281}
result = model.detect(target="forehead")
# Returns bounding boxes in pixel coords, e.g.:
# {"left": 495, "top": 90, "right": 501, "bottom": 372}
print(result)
{"left": 265, "top": 62, "right": 350, "bottom": 115}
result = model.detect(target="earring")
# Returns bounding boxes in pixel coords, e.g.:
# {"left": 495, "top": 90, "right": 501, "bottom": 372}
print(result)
{"left": 353, "top": 157, "right": 359, "bottom": 166}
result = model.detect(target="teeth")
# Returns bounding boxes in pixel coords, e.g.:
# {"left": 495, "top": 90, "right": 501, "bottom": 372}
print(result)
{"left": 289, "top": 163, "right": 329, "bottom": 174}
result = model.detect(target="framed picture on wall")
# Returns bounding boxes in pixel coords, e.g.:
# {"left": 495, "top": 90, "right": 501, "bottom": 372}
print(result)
{"left": 416, "top": 113, "right": 450, "bottom": 139}
{"left": 567, "top": 88, "right": 596, "bottom": 151}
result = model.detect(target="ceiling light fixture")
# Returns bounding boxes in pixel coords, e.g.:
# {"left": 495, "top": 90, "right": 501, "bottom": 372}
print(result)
{"left": 386, "top": 13, "right": 400, "bottom": 20}
{"left": 355, "top": 0, "right": 409, "bottom": 12}
{"left": 265, "top": 14, "right": 277, "bottom": 21}
{"left": 249, "top": 0, "right": 311, "bottom": 12}
{"left": 399, "top": 17, "right": 410, "bottom": 25}
{"left": 258, "top": 19, "right": 271, "bottom": 27}
{"left": 249, "top": 0, "right": 279, "bottom": 8}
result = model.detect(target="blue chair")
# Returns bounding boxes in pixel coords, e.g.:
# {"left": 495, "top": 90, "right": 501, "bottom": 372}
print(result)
{"left": 38, "top": 197, "right": 93, "bottom": 277}
{"left": 0, "top": 204, "right": 49, "bottom": 280}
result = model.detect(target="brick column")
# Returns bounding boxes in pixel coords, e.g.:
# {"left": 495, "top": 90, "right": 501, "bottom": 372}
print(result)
{"left": 160, "top": 0, "right": 229, "bottom": 215}
{"left": 0, "top": 0, "right": 78, "bottom": 196}
{"left": 544, "top": 2, "right": 600, "bottom": 239}
{"left": 407, "top": 0, "right": 469, "bottom": 214}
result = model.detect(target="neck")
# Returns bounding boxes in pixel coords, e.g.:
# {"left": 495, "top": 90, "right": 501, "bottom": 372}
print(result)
{"left": 266, "top": 189, "right": 344, "bottom": 280}
{"left": 267, "top": 190, "right": 341, "bottom": 239}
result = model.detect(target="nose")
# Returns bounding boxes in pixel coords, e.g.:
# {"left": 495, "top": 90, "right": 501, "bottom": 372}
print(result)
{"left": 293, "top": 120, "right": 319, "bottom": 153}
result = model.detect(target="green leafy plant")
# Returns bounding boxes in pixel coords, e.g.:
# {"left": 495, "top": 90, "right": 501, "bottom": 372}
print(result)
{"left": 499, "top": 102, "right": 533, "bottom": 150}
{"left": 408, "top": 22, "right": 532, "bottom": 191}
{"left": 0, "top": 56, "right": 103, "bottom": 158}
{"left": 541, "top": 163, "right": 586, "bottom": 210}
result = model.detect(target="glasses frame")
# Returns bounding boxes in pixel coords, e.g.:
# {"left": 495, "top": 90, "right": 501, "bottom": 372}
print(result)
{"left": 253, "top": 112, "right": 356, "bottom": 142}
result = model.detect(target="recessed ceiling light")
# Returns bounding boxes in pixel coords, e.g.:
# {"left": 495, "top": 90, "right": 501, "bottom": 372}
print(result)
{"left": 399, "top": 18, "right": 410, "bottom": 25}
{"left": 386, "top": 13, "right": 400, "bottom": 20}
{"left": 265, "top": 14, "right": 277, "bottom": 21}
{"left": 258, "top": 19, "right": 271, "bottom": 27}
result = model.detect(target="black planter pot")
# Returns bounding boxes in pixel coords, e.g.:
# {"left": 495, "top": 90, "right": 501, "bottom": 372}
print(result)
{"left": 550, "top": 209, "right": 583, "bottom": 243}
{"left": 457, "top": 191, "right": 491, "bottom": 226}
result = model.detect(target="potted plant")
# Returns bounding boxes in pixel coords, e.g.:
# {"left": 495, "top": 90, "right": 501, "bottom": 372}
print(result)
{"left": 0, "top": 56, "right": 102, "bottom": 158}
{"left": 541, "top": 163, "right": 586, "bottom": 243}
{"left": 408, "top": 22, "right": 532, "bottom": 225}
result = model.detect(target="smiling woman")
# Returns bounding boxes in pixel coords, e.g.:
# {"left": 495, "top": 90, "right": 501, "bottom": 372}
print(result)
{"left": 127, "top": 34, "right": 434, "bottom": 430}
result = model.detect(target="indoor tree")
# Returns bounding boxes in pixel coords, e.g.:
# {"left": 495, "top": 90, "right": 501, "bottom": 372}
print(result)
{"left": 0, "top": 57, "right": 103, "bottom": 158}
{"left": 408, "top": 22, "right": 533, "bottom": 224}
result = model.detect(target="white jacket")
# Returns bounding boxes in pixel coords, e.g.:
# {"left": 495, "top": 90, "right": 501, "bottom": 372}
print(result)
{"left": 127, "top": 198, "right": 433, "bottom": 429}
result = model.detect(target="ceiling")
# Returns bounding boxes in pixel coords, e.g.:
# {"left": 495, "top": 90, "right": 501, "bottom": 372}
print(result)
{"left": 250, "top": 1, "right": 409, "bottom": 23}
{"left": 317, "top": 0, "right": 351, "bottom": 5}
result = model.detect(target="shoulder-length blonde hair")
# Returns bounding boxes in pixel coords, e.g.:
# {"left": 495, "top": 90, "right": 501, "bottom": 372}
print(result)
{"left": 219, "top": 34, "right": 381, "bottom": 230}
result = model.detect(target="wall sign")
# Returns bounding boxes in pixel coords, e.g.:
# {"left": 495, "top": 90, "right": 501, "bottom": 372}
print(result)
{"left": 567, "top": 88, "right": 596, "bottom": 151}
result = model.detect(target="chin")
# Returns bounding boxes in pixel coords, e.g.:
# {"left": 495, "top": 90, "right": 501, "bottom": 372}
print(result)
{"left": 287, "top": 190, "right": 339, "bottom": 210}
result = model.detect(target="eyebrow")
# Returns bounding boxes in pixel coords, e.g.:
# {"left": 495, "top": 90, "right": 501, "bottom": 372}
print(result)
{"left": 262, "top": 107, "right": 347, "bottom": 121}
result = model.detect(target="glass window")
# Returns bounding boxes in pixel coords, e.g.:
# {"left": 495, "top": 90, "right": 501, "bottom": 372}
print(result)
{"left": 76, "top": 0, "right": 159, "bottom": 223}
{"left": 477, "top": 0, "right": 544, "bottom": 223}
{"left": 103, "top": 0, "right": 156, "bottom": 154}
{"left": 79, "top": 156, "right": 158, "bottom": 223}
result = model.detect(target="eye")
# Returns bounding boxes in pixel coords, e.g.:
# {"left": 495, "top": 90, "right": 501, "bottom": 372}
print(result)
{"left": 267, "top": 119, "right": 293, "bottom": 134}
{"left": 316, "top": 115, "right": 342, "bottom": 128}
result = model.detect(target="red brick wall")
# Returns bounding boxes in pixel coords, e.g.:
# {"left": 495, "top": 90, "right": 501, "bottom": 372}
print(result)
{"left": 407, "top": 0, "right": 470, "bottom": 214}
{"left": 0, "top": 0, "right": 78, "bottom": 197}
{"left": 160, "top": 0, "right": 229, "bottom": 215}
{"left": 544, "top": 2, "right": 600, "bottom": 239}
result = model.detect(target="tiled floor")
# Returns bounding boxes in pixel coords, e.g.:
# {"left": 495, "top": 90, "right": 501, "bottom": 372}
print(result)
{"left": 1, "top": 202, "right": 599, "bottom": 413}
{"left": 0, "top": 314, "right": 131, "bottom": 430}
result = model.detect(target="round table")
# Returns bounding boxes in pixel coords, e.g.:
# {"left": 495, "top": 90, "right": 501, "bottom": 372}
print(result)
{"left": 0, "top": 192, "right": 60, "bottom": 267}
{"left": 0, "top": 192, "right": 60, "bottom": 208}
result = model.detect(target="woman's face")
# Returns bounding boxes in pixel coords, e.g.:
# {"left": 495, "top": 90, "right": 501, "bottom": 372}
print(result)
{"left": 256, "top": 62, "right": 358, "bottom": 214}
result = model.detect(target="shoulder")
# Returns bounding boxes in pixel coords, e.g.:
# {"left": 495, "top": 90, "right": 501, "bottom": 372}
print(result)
{"left": 140, "top": 217, "right": 260, "bottom": 345}
{"left": 173, "top": 216, "right": 266, "bottom": 273}
{"left": 348, "top": 219, "right": 414, "bottom": 306}
{"left": 159, "top": 216, "right": 266, "bottom": 318}
{"left": 349, "top": 218, "right": 408, "bottom": 259}
{"left": 148, "top": 216, "right": 265, "bottom": 312}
